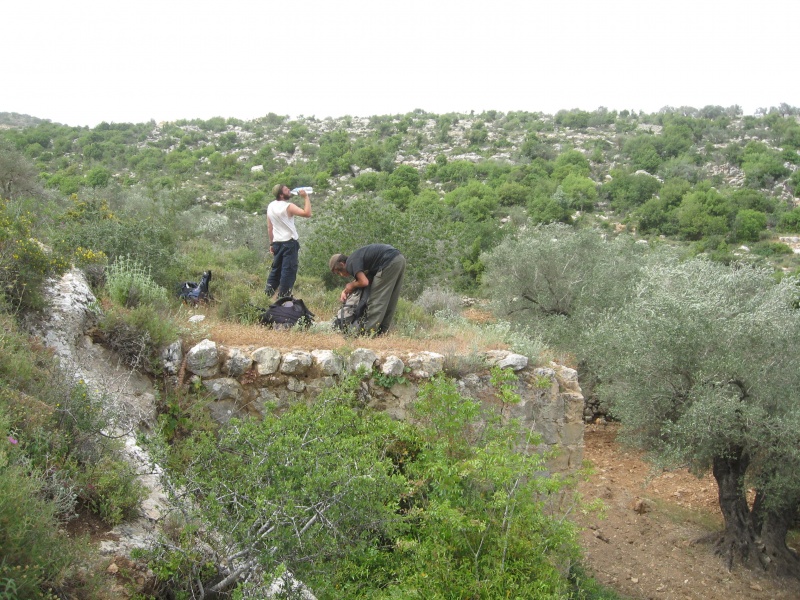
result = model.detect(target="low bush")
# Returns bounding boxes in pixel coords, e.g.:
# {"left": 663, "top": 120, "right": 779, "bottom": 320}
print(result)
{"left": 0, "top": 198, "right": 69, "bottom": 313}
{"left": 415, "top": 284, "right": 463, "bottom": 315}
{"left": 73, "top": 246, "right": 108, "bottom": 291}
{"left": 141, "top": 372, "right": 596, "bottom": 598}
{"left": 751, "top": 240, "right": 794, "bottom": 257}
{"left": 77, "top": 455, "right": 147, "bottom": 526}
{"left": 105, "top": 255, "right": 169, "bottom": 308}
{"left": 441, "top": 348, "right": 488, "bottom": 377}
{"left": 98, "top": 304, "right": 180, "bottom": 372}
{"left": 387, "top": 298, "right": 437, "bottom": 337}
{"left": 55, "top": 195, "right": 182, "bottom": 286}
{"left": 214, "top": 281, "right": 262, "bottom": 324}
{"left": 0, "top": 398, "right": 101, "bottom": 599}
{"left": 0, "top": 462, "right": 90, "bottom": 599}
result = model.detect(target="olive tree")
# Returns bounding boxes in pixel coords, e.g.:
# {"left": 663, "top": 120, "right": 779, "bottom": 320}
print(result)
{"left": 590, "top": 258, "right": 800, "bottom": 575}
{"left": 481, "top": 224, "right": 659, "bottom": 350}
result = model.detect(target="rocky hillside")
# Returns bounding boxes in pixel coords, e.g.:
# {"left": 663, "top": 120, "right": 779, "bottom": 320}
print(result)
{"left": 147, "top": 108, "right": 798, "bottom": 204}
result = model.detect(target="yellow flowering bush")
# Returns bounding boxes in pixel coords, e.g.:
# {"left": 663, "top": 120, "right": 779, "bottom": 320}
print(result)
{"left": 0, "top": 199, "right": 69, "bottom": 313}
{"left": 73, "top": 246, "right": 108, "bottom": 267}
{"left": 63, "top": 194, "right": 116, "bottom": 223}
{"left": 73, "top": 246, "right": 108, "bottom": 289}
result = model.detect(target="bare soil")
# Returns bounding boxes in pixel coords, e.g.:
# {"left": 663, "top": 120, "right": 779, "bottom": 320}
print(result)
{"left": 577, "top": 424, "right": 800, "bottom": 600}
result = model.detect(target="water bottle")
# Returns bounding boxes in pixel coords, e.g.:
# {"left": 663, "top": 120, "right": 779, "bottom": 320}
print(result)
{"left": 290, "top": 186, "right": 313, "bottom": 195}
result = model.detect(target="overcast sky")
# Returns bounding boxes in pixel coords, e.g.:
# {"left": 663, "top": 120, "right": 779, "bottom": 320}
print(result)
{"left": 5, "top": 0, "right": 798, "bottom": 128}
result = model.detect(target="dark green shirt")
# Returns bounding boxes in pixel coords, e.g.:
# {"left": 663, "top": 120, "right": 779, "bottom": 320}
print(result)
{"left": 345, "top": 244, "right": 401, "bottom": 283}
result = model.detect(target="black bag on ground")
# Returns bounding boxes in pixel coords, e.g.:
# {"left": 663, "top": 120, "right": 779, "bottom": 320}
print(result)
{"left": 259, "top": 296, "right": 315, "bottom": 329}
{"left": 332, "top": 287, "right": 369, "bottom": 333}
{"left": 178, "top": 270, "right": 212, "bottom": 305}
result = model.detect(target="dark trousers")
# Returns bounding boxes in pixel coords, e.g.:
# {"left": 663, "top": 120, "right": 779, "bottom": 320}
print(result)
{"left": 363, "top": 253, "right": 406, "bottom": 335}
{"left": 266, "top": 239, "right": 299, "bottom": 297}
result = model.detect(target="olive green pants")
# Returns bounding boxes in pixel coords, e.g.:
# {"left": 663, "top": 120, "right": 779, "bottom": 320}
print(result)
{"left": 362, "top": 254, "right": 406, "bottom": 335}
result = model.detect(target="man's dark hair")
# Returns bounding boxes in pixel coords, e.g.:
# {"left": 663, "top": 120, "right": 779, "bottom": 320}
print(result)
{"left": 273, "top": 183, "right": 287, "bottom": 199}
{"left": 329, "top": 253, "right": 348, "bottom": 272}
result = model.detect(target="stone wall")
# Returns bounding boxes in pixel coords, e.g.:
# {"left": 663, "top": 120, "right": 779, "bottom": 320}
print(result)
{"left": 164, "top": 339, "right": 585, "bottom": 472}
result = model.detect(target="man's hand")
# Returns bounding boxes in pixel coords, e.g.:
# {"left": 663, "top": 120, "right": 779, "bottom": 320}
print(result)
{"left": 340, "top": 282, "right": 355, "bottom": 302}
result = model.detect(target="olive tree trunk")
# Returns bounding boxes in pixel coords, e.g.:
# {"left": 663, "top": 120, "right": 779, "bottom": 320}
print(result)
{"left": 753, "top": 494, "right": 800, "bottom": 577}
{"left": 712, "top": 452, "right": 766, "bottom": 571}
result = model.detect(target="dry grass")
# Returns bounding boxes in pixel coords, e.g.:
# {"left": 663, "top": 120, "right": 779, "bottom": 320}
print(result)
{"left": 205, "top": 316, "right": 509, "bottom": 355}
{"left": 462, "top": 306, "right": 497, "bottom": 324}
{"left": 177, "top": 286, "right": 522, "bottom": 359}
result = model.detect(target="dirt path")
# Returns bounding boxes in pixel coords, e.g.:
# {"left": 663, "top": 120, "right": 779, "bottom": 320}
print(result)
{"left": 576, "top": 424, "right": 800, "bottom": 600}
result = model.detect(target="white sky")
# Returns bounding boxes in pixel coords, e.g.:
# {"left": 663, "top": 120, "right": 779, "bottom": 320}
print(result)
{"left": 5, "top": 0, "right": 798, "bottom": 127}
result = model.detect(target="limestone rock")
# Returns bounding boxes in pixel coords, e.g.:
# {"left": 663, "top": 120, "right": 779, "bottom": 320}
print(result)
{"left": 253, "top": 347, "right": 281, "bottom": 375}
{"left": 381, "top": 355, "right": 405, "bottom": 377}
{"left": 186, "top": 339, "right": 219, "bottom": 377}
{"left": 207, "top": 399, "right": 241, "bottom": 425}
{"left": 224, "top": 347, "right": 253, "bottom": 377}
{"left": 312, "top": 349, "right": 345, "bottom": 376}
{"left": 161, "top": 340, "right": 183, "bottom": 375}
{"left": 206, "top": 377, "right": 244, "bottom": 402}
{"left": 485, "top": 349, "right": 529, "bottom": 371}
{"left": 348, "top": 348, "right": 378, "bottom": 373}
{"left": 280, "top": 350, "right": 313, "bottom": 375}
{"left": 407, "top": 351, "right": 444, "bottom": 378}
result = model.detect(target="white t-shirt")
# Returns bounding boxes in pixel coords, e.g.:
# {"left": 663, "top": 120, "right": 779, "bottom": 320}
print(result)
{"left": 267, "top": 200, "right": 299, "bottom": 242}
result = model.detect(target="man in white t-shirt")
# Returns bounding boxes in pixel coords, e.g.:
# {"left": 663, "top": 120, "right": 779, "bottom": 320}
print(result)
{"left": 265, "top": 184, "right": 312, "bottom": 298}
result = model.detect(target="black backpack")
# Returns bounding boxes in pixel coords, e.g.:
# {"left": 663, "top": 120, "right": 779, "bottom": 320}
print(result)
{"left": 178, "top": 270, "right": 212, "bottom": 305}
{"left": 259, "top": 296, "right": 315, "bottom": 329}
{"left": 332, "top": 287, "right": 369, "bottom": 333}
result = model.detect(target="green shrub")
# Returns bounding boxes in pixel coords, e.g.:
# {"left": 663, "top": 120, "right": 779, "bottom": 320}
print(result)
{"left": 0, "top": 315, "right": 43, "bottom": 391}
{"left": 415, "top": 285, "right": 462, "bottom": 315}
{"left": 143, "top": 378, "right": 411, "bottom": 598}
{"left": 215, "top": 282, "right": 262, "bottom": 324}
{"left": 778, "top": 207, "right": 800, "bottom": 233}
{"left": 77, "top": 456, "right": 147, "bottom": 526}
{"left": 0, "top": 199, "right": 69, "bottom": 313}
{"left": 105, "top": 255, "right": 169, "bottom": 308}
{"left": 55, "top": 197, "right": 181, "bottom": 287}
{"left": 751, "top": 241, "right": 793, "bottom": 257}
{"left": 242, "top": 190, "right": 267, "bottom": 212}
{"left": 731, "top": 208, "right": 767, "bottom": 242}
{"left": 0, "top": 463, "right": 89, "bottom": 599}
{"left": 353, "top": 171, "right": 383, "bottom": 191}
{"left": 98, "top": 304, "right": 179, "bottom": 372}
{"left": 0, "top": 402, "right": 93, "bottom": 599}
{"left": 1, "top": 313, "right": 149, "bottom": 565}
{"left": 742, "top": 143, "right": 790, "bottom": 187}
{"left": 384, "top": 374, "right": 582, "bottom": 598}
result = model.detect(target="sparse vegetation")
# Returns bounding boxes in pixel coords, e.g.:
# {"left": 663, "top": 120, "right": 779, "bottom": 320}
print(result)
{"left": 0, "top": 315, "right": 147, "bottom": 598}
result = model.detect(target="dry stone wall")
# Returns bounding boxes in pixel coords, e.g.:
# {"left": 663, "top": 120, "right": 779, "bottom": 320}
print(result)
{"left": 165, "top": 339, "right": 585, "bottom": 472}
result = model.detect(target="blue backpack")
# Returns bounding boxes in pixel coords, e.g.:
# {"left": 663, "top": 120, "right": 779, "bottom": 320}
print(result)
{"left": 178, "top": 270, "right": 212, "bottom": 305}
